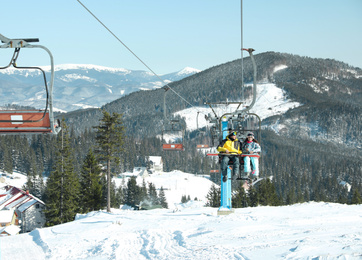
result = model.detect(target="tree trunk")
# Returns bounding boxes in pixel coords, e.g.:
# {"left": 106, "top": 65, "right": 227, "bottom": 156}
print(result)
{"left": 107, "top": 158, "right": 111, "bottom": 212}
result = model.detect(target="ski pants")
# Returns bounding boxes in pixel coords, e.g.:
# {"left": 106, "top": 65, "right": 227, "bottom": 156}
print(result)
{"left": 220, "top": 155, "right": 240, "bottom": 178}
{"left": 244, "top": 156, "right": 259, "bottom": 177}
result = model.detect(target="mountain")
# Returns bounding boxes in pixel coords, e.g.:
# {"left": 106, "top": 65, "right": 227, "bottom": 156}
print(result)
{"left": 61, "top": 52, "right": 362, "bottom": 149}
{"left": 1, "top": 169, "right": 361, "bottom": 259}
{"left": 1, "top": 51, "right": 361, "bottom": 206}
{"left": 0, "top": 64, "right": 201, "bottom": 112}
{"left": 56, "top": 52, "right": 361, "bottom": 202}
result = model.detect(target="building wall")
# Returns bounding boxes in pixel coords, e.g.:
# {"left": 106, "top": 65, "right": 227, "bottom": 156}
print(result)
{"left": 149, "top": 157, "right": 163, "bottom": 172}
{"left": 20, "top": 203, "right": 46, "bottom": 233}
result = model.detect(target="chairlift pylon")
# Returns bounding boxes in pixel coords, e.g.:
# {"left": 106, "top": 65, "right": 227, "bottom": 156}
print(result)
{"left": 0, "top": 34, "right": 61, "bottom": 134}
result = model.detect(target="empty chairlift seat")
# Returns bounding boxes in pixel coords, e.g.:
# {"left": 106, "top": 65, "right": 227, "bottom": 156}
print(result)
{"left": 0, "top": 110, "right": 55, "bottom": 133}
{"left": 162, "top": 143, "right": 184, "bottom": 151}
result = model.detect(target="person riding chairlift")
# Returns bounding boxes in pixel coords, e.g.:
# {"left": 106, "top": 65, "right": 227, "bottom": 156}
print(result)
{"left": 217, "top": 131, "right": 242, "bottom": 182}
{"left": 242, "top": 132, "right": 261, "bottom": 181}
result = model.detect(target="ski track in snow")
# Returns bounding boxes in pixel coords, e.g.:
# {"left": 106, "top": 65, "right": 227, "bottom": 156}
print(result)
{"left": 1, "top": 171, "right": 362, "bottom": 260}
{"left": 2, "top": 202, "right": 361, "bottom": 259}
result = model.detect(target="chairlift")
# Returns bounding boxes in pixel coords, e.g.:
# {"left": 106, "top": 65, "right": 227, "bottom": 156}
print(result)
{"left": 0, "top": 34, "right": 61, "bottom": 134}
{"left": 194, "top": 111, "right": 212, "bottom": 149}
{"left": 161, "top": 88, "right": 185, "bottom": 151}
{"left": 162, "top": 119, "right": 185, "bottom": 151}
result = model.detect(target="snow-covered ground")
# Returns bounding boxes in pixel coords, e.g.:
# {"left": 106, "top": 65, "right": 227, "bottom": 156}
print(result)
{"left": 1, "top": 169, "right": 362, "bottom": 260}
{"left": 114, "top": 171, "right": 213, "bottom": 208}
{"left": 0, "top": 170, "right": 27, "bottom": 190}
{"left": 1, "top": 201, "right": 361, "bottom": 260}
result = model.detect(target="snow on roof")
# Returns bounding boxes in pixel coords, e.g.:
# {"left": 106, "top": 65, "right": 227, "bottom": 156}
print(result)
{"left": 4, "top": 195, "right": 30, "bottom": 210}
{"left": 133, "top": 167, "right": 146, "bottom": 173}
{"left": 17, "top": 199, "right": 38, "bottom": 213}
{"left": 148, "top": 156, "right": 162, "bottom": 165}
{"left": 0, "top": 192, "right": 22, "bottom": 210}
{"left": 0, "top": 208, "right": 15, "bottom": 223}
{"left": 0, "top": 224, "right": 20, "bottom": 236}
{"left": 0, "top": 186, "right": 44, "bottom": 212}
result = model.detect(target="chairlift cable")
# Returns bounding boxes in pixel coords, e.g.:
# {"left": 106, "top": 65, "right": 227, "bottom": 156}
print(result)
{"left": 239, "top": 0, "right": 244, "bottom": 110}
{"left": 76, "top": 0, "right": 207, "bottom": 116}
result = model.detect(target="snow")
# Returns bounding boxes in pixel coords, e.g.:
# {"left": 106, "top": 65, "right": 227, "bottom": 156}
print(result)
{"left": 0, "top": 170, "right": 27, "bottom": 190}
{"left": 59, "top": 74, "right": 97, "bottom": 83}
{"left": 114, "top": 171, "right": 213, "bottom": 208}
{"left": 53, "top": 64, "right": 130, "bottom": 74}
{"left": 273, "top": 64, "right": 288, "bottom": 73}
{"left": 0, "top": 224, "right": 20, "bottom": 236}
{"left": 1, "top": 169, "right": 362, "bottom": 259}
{"left": 177, "top": 67, "right": 201, "bottom": 75}
{"left": 0, "top": 209, "right": 14, "bottom": 223}
{"left": 175, "top": 83, "right": 301, "bottom": 131}
{"left": 1, "top": 201, "right": 361, "bottom": 259}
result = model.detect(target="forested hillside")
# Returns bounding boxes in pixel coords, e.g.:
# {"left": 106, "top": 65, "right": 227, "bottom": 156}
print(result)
{"left": 1, "top": 51, "right": 361, "bottom": 207}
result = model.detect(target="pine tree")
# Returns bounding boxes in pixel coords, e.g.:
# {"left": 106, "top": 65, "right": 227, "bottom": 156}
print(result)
{"left": 350, "top": 190, "right": 362, "bottom": 204}
{"left": 115, "top": 184, "right": 125, "bottom": 206}
{"left": 124, "top": 177, "right": 140, "bottom": 208}
{"left": 248, "top": 186, "right": 259, "bottom": 207}
{"left": 140, "top": 179, "right": 148, "bottom": 201}
{"left": 257, "top": 179, "right": 281, "bottom": 206}
{"left": 79, "top": 149, "right": 103, "bottom": 213}
{"left": 94, "top": 110, "right": 125, "bottom": 212}
{"left": 148, "top": 182, "right": 158, "bottom": 205}
{"left": 205, "top": 184, "right": 220, "bottom": 207}
{"left": 181, "top": 195, "right": 187, "bottom": 203}
{"left": 232, "top": 184, "right": 249, "bottom": 208}
{"left": 159, "top": 186, "right": 168, "bottom": 208}
{"left": 3, "top": 147, "right": 13, "bottom": 174}
{"left": 43, "top": 120, "right": 80, "bottom": 226}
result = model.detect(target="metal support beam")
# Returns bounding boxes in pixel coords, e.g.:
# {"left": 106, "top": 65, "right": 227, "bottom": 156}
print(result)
{"left": 218, "top": 119, "right": 234, "bottom": 215}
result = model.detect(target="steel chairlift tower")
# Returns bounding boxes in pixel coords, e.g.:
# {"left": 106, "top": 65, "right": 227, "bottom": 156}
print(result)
{"left": 0, "top": 33, "right": 61, "bottom": 134}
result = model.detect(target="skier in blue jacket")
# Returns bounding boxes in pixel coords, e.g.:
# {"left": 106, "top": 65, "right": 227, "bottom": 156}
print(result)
{"left": 242, "top": 132, "right": 261, "bottom": 180}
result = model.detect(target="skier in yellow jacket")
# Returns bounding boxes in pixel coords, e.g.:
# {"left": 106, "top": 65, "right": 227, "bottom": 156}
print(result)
{"left": 217, "top": 131, "right": 242, "bottom": 182}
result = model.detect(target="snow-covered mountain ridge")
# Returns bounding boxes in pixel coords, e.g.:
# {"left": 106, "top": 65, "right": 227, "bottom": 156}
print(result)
{"left": 0, "top": 64, "right": 201, "bottom": 112}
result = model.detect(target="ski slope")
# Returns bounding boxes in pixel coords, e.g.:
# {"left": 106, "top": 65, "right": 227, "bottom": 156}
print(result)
{"left": 1, "top": 170, "right": 361, "bottom": 260}
{"left": 174, "top": 83, "right": 301, "bottom": 132}
{"left": 1, "top": 201, "right": 361, "bottom": 260}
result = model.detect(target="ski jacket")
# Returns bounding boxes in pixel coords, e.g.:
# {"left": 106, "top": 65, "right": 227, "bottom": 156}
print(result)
{"left": 242, "top": 140, "right": 261, "bottom": 154}
{"left": 217, "top": 136, "right": 242, "bottom": 154}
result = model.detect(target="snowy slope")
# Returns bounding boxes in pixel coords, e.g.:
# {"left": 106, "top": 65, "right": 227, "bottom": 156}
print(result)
{"left": 114, "top": 170, "right": 214, "bottom": 209}
{"left": 174, "top": 83, "right": 301, "bottom": 131}
{"left": 1, "top": 201, "right": 361, "bottom": 260}
{"left": 0, "top": 170, "right": 27, "bottom": 190}
{"left": 1, "top": 169, "right": 362, "bottom": 259}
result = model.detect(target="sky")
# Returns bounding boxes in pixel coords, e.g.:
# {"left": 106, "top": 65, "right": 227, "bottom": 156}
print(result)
{"left": 1, "top": 170, "right": 362, "bottom": 259}
{"left": 1, "top": 0, "right": 361, "bottom": 74}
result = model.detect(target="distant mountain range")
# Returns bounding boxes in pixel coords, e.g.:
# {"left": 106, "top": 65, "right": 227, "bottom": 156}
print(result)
{"left": 0, "top": 64, "right": 201, "bottom": 112}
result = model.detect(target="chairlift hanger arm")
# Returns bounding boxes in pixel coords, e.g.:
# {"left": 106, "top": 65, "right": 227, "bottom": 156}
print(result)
{"left": 206, "top": 102, "right": 218, "bottom": 120}
{"left": 234, "top": 48, "right": 257, "bottom": 115}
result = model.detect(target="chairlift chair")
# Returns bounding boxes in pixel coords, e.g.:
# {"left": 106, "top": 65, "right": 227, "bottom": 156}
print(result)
{"left": 0, "top": 34, "right": 61, "bottom": 134}
{"left": 162, "top": 119, "right": 185, "bottom": 151}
